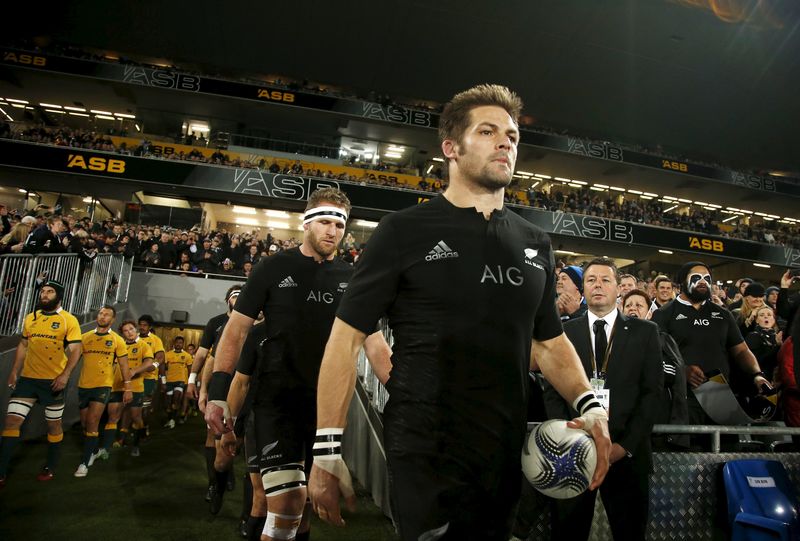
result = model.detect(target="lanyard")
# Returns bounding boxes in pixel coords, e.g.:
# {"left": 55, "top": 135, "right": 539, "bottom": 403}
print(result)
{"left": 590, "top": 318, "right": 618, "bottom": 379}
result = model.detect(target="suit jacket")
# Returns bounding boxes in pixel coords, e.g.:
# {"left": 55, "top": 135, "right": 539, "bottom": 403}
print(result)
{"left": 543, "top": 311, "right": 664, "bottom": 471}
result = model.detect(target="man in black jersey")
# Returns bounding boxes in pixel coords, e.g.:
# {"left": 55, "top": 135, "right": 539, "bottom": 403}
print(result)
{"left": 186, "top": 285, "right": 241, "bottom": 504}
{"left": 651, "top": 261, "right": 770, "bottom": 426}
{"left": 205, "top": 188, "right": 391, "bottom": 541}
{"left": 308, "top": 85, "right": 611, "bottom": 541}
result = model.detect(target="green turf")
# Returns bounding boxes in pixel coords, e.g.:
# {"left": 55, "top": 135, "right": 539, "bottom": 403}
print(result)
{"left": 0, "top": 414, "right": 399, "bottom": 541}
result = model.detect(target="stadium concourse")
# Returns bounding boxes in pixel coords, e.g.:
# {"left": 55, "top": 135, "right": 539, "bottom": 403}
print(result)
{"left": 0, "top": 413, "right": 399, "bottom": 541}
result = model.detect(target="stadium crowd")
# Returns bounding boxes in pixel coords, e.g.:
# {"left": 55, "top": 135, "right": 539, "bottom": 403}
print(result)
{"left": 3, "top": 123, "right": 799, "bottom": 249}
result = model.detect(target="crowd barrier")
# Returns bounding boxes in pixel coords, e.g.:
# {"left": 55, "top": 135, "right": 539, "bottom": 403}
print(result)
{"left": 0, "top": 253, "right": 133, "bottom": 336}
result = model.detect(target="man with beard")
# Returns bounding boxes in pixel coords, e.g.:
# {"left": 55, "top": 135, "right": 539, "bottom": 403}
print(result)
{"left": 205, "top": 187, "right": 392, "bottom": 541}
{"left": 0, "top": 280, "right": 82, "bottom": 486}
{"left": 307, "top": 85, "right": 610, "bottom": 541}
{"left": 651, "top": 262, "right": 770, "bottom": 426}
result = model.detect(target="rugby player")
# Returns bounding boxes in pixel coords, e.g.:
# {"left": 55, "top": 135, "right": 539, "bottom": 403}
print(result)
{"left": 205, "top": 188, "right": 392, "bottom": 541}
{"left": 74, "top": 305, "right": 130, "bottom": 477}
{"left": 307, "top": 85, "right": 611, "bottom": 540}
{"left": 163, "top": 336, "right": 192, "bottom": 428}
{"left": 0, "top": 280, "right": 82, "bottom": 485}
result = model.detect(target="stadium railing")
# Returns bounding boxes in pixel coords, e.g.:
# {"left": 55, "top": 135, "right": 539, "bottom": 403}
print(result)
{"left": 0, "top": 253, "right": 133, "bottom": 336}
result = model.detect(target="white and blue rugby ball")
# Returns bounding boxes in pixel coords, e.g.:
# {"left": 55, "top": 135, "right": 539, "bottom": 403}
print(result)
{"left": 521, "top": 419, "right": 597, "bottom": 499}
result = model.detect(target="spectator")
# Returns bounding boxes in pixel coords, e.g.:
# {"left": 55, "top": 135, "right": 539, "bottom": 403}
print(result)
{"left": 23, "top": 216, "right": 68, "bottom": 253}
{"left": 732, "top": 282, "right": 766, "bottom": 336}
{"left": 555, "top": 265, "right": 586, "bottom": 321}
{"left": 142, "top": 243, "right": 161, "bottom": 267}
{"left": 728, "top": 278, "right": 754, "bottom": 310}
{"left": 653, "top": 275, "right": 674, "bottom": 309}
{"left": 776, "top": 307, "right": 800, "bottom": 444}
{"left": 0, "top": 221, "right": 33, "bottom": 254}
{"left": 745, "top": 306, "right": 782, "bottom": 384}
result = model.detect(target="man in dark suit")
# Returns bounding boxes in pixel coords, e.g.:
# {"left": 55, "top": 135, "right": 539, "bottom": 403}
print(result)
{"left": 543, "top": 257, "right": 663, "bottom": 541}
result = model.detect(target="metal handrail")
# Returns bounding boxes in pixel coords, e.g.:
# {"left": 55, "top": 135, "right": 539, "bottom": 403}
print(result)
{"left": 0, "top": 253, "right": 133, "bottom": 335}
{"left": 133, "top": 265, "right": 247, "bottom": 281}
{"left": 651, "top": 424, "right": 800, "bottom": 453}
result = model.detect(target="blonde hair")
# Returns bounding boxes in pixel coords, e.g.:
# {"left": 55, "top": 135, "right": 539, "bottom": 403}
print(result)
{"left": 752, "top": 306, "right": 778, "bottom": 331}
{"left": 1, "top": 222, "right": 31, "bottom": 245}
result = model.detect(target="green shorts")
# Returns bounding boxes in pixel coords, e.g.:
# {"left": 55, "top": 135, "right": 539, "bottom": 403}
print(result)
{"left": 78, "top": 386, "right": 111, "bottom": 409}
{"left": 143, "top": 379, "right": 156, "bottom": 396}
{"left": 12, "top": 377, "right": 64, "bottom": 407}
{"left": 109, "top": 391, "right": 144, "bottom": 408}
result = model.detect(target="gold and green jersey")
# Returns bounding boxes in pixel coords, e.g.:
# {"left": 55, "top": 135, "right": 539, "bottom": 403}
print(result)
{"left": 78, "top": 329, "right": 128, "bottom": 388}
{"left": 113, "top": 338, "right": 154, "bottom": 393}
{"left": 139, "top": 333, "right": 165, "bottom": 380}
{"left": 165, "top": 349, "right": 193, "bottom": 383}
{"left": 21, "top": 308, "right": 82, "bottom": 379}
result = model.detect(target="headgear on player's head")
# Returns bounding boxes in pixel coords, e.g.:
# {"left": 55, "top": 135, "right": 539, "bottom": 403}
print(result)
{"left": 225, "top": 284, "right": 242, "bottom": 303}
{"left": 42, "top": 279, "right": 65, "bottom": 302}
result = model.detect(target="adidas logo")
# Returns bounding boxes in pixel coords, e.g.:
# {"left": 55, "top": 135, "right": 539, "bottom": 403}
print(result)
{"left": 278, "top": 276, "right": 298, "bottom": 288}
{"left": 425, "top": 241, "right": 459, "bottom": 261}
{"left": 675, "top": 313, "right": 687, "bottom": 320}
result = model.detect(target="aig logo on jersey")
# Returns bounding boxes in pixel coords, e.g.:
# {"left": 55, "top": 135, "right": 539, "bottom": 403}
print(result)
{"left": 523, "top": 248, "right": 544, "bottom": 270}
{"left": 481, "top": 265, "right": 523, "bottom": 286}
{"left": 307, "top": 290, "right": 334, "bottom": 304}
{"left": 694, "top": 319, "right": 710, "bottom": 326}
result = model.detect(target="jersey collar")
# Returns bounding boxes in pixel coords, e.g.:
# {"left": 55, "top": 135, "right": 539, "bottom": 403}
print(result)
{"left": 39, "top": 306, "right": 63, "bottom": 316}
{"left": 676, "top": 294, "right": 705, "bottom": 307}
{"left": 94, "top": 328, "right": 111, "bottom": 335}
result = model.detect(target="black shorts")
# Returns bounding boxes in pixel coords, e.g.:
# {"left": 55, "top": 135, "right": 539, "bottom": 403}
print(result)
{"left": 109, "top": 391, "right": 144, "bottom": 407}
{"left": 383, "top": 403, "right": 523, "bottom": 541}
{"left": 165, "top": 381, "right": 185, "bottom": 394}
{"left": 244, "top": 415, "right": 259, "bottom": 473}
{"left": 253, "top": 401, "right": 315, "bottom": 476}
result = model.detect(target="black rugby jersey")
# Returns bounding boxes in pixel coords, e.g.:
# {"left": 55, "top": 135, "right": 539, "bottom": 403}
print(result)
{"left": 234, "top": 247, "right": 353, "bottom": 392}
{"left": 200, "top": 312, "right": 229, "bottom": 352}
{"left": 651, "top": 297, "right": 743, "bottom": 377}
{"left": 337, "top": 195, "right": 563, "bottom": 463}
{"left": 235, "top": 322, "right": 268, "bottom": 417}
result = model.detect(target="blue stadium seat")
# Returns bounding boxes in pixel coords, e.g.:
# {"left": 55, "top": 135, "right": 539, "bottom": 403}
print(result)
{"left": 723, "top": 459, "right": 800, "bottom": 541}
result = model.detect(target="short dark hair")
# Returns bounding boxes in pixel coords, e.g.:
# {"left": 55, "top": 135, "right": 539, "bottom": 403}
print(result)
{"left": 138, "top": 314, "right": 155, "bottom": 326}
{"left": 622, "top": 289, "right": 651, "bottom": 307}
{"left": 100, "top": 304, "right": 116, "bottom": 316}
{"left": 439, "top": 84, "right": 523, "bottom": 147}
{"left": 174, "top": 336, "right": 184, "bottom": 342}
{"left": 582, "top": 257, "right": 619, "bottom": 284}
{"left": 654, "top": 275, "right": 672, "bottom": 289}
{"left": 305, "top": 187, "right": 352, "bottom": 216}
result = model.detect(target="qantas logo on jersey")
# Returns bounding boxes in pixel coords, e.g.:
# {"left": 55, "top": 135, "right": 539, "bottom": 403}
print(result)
{"left": 523, "top": 248, "right": 544, "bottom": 270}
{"left": 425, "top": 241, "right": 458, "bottom": 261}
{"left": 278, "top": 276, "right": 298, "bottom": 288}
{"left": 675, "top": 313, "right": 687, "bottom": 320}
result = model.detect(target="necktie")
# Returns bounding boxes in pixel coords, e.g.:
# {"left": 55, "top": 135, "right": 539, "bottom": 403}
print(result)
{"left": 593, "top": 319, "right": 607, "bottom": 375}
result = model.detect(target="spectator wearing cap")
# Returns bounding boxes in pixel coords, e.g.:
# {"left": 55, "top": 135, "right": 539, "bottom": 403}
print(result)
{"left": 728, "top": 278, "right": 754, "bottom": 310}
{"left": 268, "top": 244, "right": 278, "bottom": 256}
{"left": 219, "top": 258, "right": 237, "bottom": 275}
{"left": 555, "top": 265, "right": 586, "bottom": 321}
{"left": 192, "top": 238, "right": 213, "bottom": 265}
{"left": 765, "top": 286, "right": 780, "bottom": 311}
{"left": 732, "top": 282, "right": 766, "bottom": 336}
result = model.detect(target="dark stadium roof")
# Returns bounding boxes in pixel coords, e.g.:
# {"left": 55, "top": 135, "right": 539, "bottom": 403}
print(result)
{"left": 8, "top": 0, "right": 800, "bottom": 173}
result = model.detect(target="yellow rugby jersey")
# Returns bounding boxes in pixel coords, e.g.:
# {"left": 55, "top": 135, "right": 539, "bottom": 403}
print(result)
{"left": 113, "top": 339, "right": 154, "bottom": 393}
{"left": 139, "top": 333, "right": 165, "bottom": 380}
{"left": 78, "top": 329, "right": 128, "bottom": 389}
{"left": 165, "top": 349, "right": 193, "bottom": 383}
{"left": 21, "top": 308, "right": 82, "bottom": 379}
